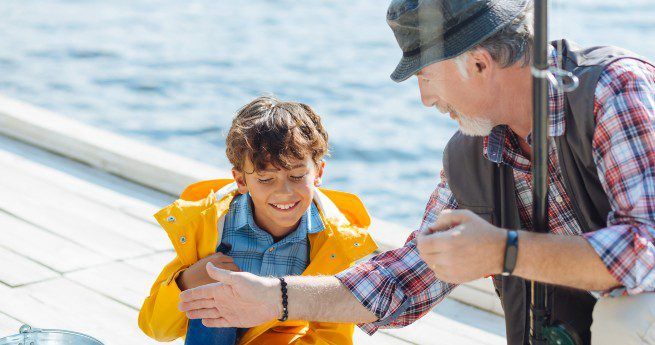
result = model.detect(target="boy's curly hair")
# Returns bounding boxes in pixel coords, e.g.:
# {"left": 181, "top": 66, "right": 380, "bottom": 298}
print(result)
{"left": 226, "top": 95, "right": 329, "bottom": 173}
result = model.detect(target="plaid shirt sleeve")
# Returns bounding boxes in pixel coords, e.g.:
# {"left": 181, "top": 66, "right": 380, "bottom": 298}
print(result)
{"left": 335, "top": 170, "right": 459, "bottom": 334}
{"left": 583, "top": 58, "right": 655, "bottom": 296}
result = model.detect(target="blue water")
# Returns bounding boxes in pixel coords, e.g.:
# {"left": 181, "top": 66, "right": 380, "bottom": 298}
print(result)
{"left": 1, "top": 0, "right": 654, "bottom": 228}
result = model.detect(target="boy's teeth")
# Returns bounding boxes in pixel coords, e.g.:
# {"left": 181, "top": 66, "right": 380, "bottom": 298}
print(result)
{"left": 273, "top": 203, "right": 295, "bottom": 210}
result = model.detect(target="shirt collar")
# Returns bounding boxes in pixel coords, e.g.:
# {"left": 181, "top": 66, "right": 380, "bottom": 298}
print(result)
{"left": 234, "top": 193, "right": 325, "bottom": 244}
{"left": 484, "top": 46, "right": 566, "bottom": 164}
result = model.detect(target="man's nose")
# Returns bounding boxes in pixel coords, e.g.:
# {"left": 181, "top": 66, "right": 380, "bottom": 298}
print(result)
{"left": 418, "top": 78, "right": 437, "bottom": 107}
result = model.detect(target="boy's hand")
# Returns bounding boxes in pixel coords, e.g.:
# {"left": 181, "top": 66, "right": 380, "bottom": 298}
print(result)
{"left": 179, "top": 263, "right": 282, "bottom": 328}
{"left": 176, "top": 253, "right": 240, "bottom": 291}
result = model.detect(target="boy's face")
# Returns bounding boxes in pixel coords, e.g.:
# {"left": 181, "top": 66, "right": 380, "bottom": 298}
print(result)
{"left": 232, "top": 156, "right": 325, "bottom": 239}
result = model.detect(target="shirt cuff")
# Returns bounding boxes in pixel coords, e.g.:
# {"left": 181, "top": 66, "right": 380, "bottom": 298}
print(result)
{"left": 583, "top": 224, "right": 655, "bottom": 296}
{"left": 336, "top": 262, "right": 411, "bottom": 335}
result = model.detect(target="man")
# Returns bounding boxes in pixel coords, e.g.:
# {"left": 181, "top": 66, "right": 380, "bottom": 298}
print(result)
{"left": 178, "top": 1, "right": 655, "bottom": 344}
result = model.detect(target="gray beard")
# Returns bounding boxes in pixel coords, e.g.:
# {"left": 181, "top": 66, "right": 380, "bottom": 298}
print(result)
{"left": 450, "top": 109, "right": 495, "bottom": 137}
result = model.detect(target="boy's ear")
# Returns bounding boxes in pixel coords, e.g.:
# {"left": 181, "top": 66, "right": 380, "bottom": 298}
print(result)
{"left": 314, "top": 161, "right": 326, "bottom": 187}
{"left": 231, "top": 169, "right": 249, "bottom": 194}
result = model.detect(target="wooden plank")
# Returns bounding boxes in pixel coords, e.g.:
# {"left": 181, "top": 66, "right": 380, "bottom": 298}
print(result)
{"left": 379, "top": 318, "right": 504, "bottom": 345}
{"left": 0, "top": 278, "right": 182, "bottom": 344}
{"left": 0, "top": 182, "right": 152, "bottom": 260}
{"left": 467, "top": 277, "right": 497, "bottom": 294}
{"left": 0, "top": 247, "right": 57, "bottom": 287}
{"left": 345, "top": 296, "right": 508, "bottom": 345}
{"left": 370, "top": 218, "right": 413, "bottom": 252}
{"left": 124, "top": 251, "right": 176, "bottom": 276}
{"left": 373, "top": 297, "right": 505, "bottom": 345}
{"left": 450, "top": 284, "right": 505, "bottom": 316}
{"left": 0, "top": 95, "right": 228, "bottom": 196}
{"left": 0, "top": 312, "right": 22, "bottom": 336}
{"left": 65, "top": 262, "right": 155, "bottom": 310}
{"left": 0, "top": 211, "right": 109, "bottom": 272}
{"left": 0, "top": 135, "right": 171, "bottom": 224}
{"left": 0, "top": 161, "right": 170, "bottom": 252}
{"left": 354, "top": 329, "right": 416, "bottom": 344}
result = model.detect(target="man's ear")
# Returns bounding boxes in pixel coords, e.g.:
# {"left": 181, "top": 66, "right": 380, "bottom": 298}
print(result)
{"left": 470, "top": 48, "right": 494, "bottom": 77}
{"left": 231, "top": 169, "right": 249, "bottom": 194}
{"left": 314, "top": 161, "right": 326, "bottom": 187}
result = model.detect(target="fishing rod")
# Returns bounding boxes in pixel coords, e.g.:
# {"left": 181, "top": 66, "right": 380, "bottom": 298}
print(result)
{"left": 530, "top": 1, "right": 580, "bottom": 344}
{"left": 530, "top": 0, "right": 550, "bottom": 343}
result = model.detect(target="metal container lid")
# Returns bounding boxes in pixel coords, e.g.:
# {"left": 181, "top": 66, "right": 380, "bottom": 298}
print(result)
{"left": 0, "top": 324, "right": 104, "bottom": 345}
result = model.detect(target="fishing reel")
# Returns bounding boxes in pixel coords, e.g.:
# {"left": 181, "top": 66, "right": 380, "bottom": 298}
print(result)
{"left": 541, "top": 321, "right": 583, "bottom": 345}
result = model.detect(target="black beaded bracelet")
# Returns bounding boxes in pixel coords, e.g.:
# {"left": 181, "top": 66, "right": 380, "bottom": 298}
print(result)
{"left": 278, "top": 277, "right": 289, "bottom": 322}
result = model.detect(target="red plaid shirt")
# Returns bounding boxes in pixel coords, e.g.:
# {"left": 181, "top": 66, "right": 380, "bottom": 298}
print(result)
{"left": 336, "top": 52, "right": 655, "bottom": 334}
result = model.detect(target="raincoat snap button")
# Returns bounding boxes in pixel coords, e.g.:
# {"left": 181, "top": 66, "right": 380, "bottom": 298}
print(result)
{"left": 330, "top": 254, "right": 336, "bottom": 259}
{"left": 167, "top": 216, "right": 176, "bottom": 223}
{"left": 179, "top": 236, "right": 187, "bottom": 244}
{"left": 354, "top": 242, "right": 360, "bottom": 247}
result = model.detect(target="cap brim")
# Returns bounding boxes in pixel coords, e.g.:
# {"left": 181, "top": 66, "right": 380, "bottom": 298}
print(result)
{"left": 390, "top": 0, "right": 529, "bottom": 83}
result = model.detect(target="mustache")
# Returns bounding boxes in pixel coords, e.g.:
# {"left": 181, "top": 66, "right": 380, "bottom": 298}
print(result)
{"left": 435, "top": 104, "right": 459, "bottom": 117}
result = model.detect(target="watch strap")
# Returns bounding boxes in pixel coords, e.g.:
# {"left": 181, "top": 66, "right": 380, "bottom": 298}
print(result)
{"left": 502, "top": 230, "right": 519, "bottom": 276}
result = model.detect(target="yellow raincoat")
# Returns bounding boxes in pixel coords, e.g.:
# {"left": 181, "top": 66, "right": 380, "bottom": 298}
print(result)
{"left": 138, "top": 179, "right": 377, "bottom": 344}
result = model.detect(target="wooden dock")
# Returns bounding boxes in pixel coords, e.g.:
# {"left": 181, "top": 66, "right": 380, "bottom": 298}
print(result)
{"left": 0, "top": 96, "right": 506, "bottom": 344}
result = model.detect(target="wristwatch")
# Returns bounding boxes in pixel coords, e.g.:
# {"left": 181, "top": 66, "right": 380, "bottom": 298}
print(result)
{"left": 502, "top": 230, "right": 519, "bottom": 276}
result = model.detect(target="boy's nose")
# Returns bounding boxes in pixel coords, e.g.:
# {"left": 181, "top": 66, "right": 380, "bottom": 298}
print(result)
{"left": 276, "top": 180, "right": 294, "bottom": 195}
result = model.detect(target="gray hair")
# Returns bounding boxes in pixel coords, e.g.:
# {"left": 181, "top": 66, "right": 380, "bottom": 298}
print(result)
{"left": 454, "top": 3, "right": 534, "bottom": 78}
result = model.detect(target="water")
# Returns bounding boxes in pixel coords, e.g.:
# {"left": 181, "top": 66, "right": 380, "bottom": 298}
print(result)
{"left": 1, "top": 0, "right": 654, "bottom": 228}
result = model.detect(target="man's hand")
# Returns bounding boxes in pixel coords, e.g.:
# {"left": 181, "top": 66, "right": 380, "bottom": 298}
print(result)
{"left": 179, "top": 262, "right": 282, "bottom": 328}
{"left": 416, "top": 209, "right": 507, "bottom": 283}
{"left": 176, "top": 253, "right": 240, "bottom": 291}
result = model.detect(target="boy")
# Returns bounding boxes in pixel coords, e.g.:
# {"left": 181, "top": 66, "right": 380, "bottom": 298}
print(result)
{"left": 138, "top": 96, "right": 377, "bottom": 344}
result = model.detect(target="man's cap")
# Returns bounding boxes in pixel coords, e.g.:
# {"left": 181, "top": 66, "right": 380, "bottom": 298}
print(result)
{"left": 387, "top": 0, "right": 529, "bottom": 82}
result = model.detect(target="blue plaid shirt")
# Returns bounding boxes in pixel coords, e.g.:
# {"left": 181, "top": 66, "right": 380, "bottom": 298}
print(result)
{"left": 219, "top": 193, "right": 325, "bottom": 277}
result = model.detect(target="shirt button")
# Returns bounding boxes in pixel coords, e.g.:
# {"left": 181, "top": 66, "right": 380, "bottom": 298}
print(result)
{"left": 167, "top": 216, "right": 176, "bottom": 223}
{"left": 555, "top": 196, "right": 564, "bottom": 203}
{"left": 269, "top": 247, "right": 275, "bottom": 252}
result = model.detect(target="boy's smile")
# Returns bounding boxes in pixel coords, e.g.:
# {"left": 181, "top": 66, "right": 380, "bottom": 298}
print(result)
{"left": 233, "top": 156, "right": 325, "bottom": 241}
{"left": 270, "top": 201, "right": 300, "bottom": 211}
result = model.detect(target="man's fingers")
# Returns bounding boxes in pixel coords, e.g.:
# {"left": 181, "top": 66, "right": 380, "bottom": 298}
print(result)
{"left": 178, "top": 298, "right": 215, "bottom": 312}
{"left": 206, "top": 262, "right": 235, "bottom": 283}
{"left": 223, "top": 263, "right": 240, "bottom": 272}
{"left": 416, "top": 231, "right": 447, "bottom": 254}
{"left": 202, "top": 317, "right": 230, "bottom": 328}
{"left": 428, "top": 209, "right": 473, "bottom": 233}
{"left": 186, "top": 308, "right": 221, "bottom": 320}
{"left": 417, "top": 224, "right": 465, "bottom": 255}
{"left": 180, "top": 282, "right": 221, "bottom": 302}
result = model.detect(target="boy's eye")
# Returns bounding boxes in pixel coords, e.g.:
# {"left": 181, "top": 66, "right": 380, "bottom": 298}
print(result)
{"left": 257, "top": 178, "right": 273, "bottom": 184}
{"left": 290, "top": 173, "right": 308, "bottom": 181}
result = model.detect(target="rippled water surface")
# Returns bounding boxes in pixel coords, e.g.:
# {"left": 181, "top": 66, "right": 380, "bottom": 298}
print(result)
{"left": 1, "top": 0, "right": 654, "bottom": 227}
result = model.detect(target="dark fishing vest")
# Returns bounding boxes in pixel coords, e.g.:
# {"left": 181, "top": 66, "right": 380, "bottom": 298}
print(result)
{"left": 443, "top": 40, "right": 653, "bottom": 345}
